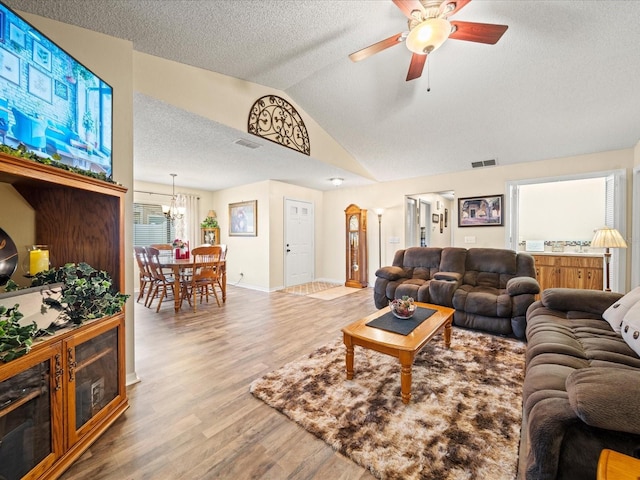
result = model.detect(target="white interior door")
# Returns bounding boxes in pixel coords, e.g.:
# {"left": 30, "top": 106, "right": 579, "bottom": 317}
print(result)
{"left": 284, "top": 198, "right": 314, "bottom": 287}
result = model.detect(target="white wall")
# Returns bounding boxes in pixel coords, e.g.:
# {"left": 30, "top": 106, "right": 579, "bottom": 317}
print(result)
{"left": 132, "top": 52, "right": 373, "bottom": 181}
{"left": 518, "top": 178, "right": 606, "bottom": 243}
{"left": 18, "top": 12, "right": 137, "bottom": 381}
{"left": 320, "top": 148, "right": 635, "bottom": 287}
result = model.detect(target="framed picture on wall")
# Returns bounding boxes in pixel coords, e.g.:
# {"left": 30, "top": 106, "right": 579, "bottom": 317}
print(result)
{"left": 432, "top": 213, "right": 439, "bottom": 223}
{"left": 229, "top": 200, "right": 257, "bottom": 236}
{"left": 439, "top": 214, "right": 444, "bottom": 233}
{"left": 32, "top": 39, "right": 52, "bottom": 71}
{"left": 445, "top": 208, "right": 448, "bottom": 227}
{"left": 458, "top": 194, "right": 504, "bottom": 227}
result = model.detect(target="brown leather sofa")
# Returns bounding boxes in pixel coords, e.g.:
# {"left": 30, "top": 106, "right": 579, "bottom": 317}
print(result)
{"left": 374, "top": 247, "right": 540, "bottom": 339}
{"left": 519, "top": 288, "right": 640, "bottom": 480}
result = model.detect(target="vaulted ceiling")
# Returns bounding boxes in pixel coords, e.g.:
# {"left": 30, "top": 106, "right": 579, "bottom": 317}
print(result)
{"left": 6, "top": 0, "right": 640, "bottom": 191}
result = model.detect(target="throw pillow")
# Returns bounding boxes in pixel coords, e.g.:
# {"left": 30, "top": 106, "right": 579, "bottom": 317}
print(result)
{"left": 621, "top": 301, "right": 640, "bottom": 357}
{"left": 603, "top": 286, "right": 640, "bottom": 333}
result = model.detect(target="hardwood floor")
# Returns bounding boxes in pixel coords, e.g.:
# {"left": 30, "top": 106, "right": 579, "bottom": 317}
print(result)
{"left": 60, "top": 285, "right": 378, "bottom": 480}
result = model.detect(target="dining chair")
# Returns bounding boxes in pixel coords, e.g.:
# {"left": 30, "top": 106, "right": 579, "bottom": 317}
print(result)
{"left": 180, "top": 245, "right": 223, "bottom": 312}
{"left": 133, "top": 246, "right": 153, "bottom": 303}
{"left": 150, "top": 243, "right": 173, "bottom": 251}
{"left": 144, "top": 246, "right": 176, "bottom": 312}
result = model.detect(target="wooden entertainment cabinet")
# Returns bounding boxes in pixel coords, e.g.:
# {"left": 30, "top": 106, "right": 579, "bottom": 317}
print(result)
{"left": 0, "top": 152, "right": 128, "bottom": 479}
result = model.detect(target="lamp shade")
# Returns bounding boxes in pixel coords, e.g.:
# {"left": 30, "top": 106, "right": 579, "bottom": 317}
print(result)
{"left": 406, "top": 18, "right": 451, "bottom": 55}
{"left": 207, "top": 210, "right": 217, "bottom": 218}
{"left": 591, "top": 227, "right": 627, "bottom": 249}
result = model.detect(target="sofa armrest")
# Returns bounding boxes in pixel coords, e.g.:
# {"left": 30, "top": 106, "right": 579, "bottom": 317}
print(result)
{"left": 506, "top": 276, "right": 540, "bottom": 296}
{"left": 542, "top": 288, "right": 622, "bottom": 316}
{"left": 429, "top": 278, "right": 461, "bottom": 307}
{"left": 375, "top": 266, "right": 409, "bottom": 281}
{"left": 433, "top": 271, "right": 462, "bottom": 282}
{"left": 566, "top": 367, "right": 640, "bottom": 435}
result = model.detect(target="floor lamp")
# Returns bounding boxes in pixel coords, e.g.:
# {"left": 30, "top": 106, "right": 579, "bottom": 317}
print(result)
{"left": 591, "top": 226, "right": 627, "bottom": 292}
{"left": 375, "top": 208, "right": 384, "bottom": 268}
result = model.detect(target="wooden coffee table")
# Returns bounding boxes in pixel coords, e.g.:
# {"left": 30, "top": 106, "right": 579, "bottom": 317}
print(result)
{"left": 342, "top": 302, "right": 455, "bottom": 404}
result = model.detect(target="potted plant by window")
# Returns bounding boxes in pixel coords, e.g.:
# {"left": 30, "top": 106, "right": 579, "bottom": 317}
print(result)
{"left": 82, "top": 110, "right": 95, "bottom": 151}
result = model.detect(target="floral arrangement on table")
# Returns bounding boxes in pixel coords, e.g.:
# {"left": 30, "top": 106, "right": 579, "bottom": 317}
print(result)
{"left": 389, "top": 296, "right": 416, "bottom": 319}
{"left": 172, "top": 238, "right": 186, "bottom": 249}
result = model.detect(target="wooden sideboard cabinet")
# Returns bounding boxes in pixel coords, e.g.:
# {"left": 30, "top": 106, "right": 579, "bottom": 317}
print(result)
{"left": 532, "top": 254, "right": 603, "bottom": 292}
{"left": 0, "top": 314, "right": 127, "bottom": 480}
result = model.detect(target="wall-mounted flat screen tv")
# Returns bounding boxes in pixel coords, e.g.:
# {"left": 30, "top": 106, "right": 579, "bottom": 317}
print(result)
{"left": 0, "top": 2, "right": 113, "bottom": 178}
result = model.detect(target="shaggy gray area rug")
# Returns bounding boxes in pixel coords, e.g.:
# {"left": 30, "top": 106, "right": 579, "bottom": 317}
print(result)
{"left": 250, "top": 327, "right": 525, "bottom": 480}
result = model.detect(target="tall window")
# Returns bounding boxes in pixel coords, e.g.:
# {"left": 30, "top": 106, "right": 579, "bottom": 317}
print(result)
{"left": 133, "top": 203, "right": 174, "bottom": 246}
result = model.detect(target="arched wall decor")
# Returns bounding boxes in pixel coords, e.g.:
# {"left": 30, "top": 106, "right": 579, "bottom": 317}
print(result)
{"left": 247, "top": 95, "right": 310, "bottom": 155}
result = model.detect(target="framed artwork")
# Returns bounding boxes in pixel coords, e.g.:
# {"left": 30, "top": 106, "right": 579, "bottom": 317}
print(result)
{"left": 0, "top": 47, "right": 20, "bottom": 85}
{"left": 229, "top": 200, "right": 257, "bottom": 236}
{"left": 9, "top": 23, "right": 25, "bottom": 48}
{"left": 432, "top": 213, "right": 439, "bottom": 223}
{"left": 445, "top": 208, "right": 448, "bottom": 227}
{"left": 0, "top": 11, "right": 4, "bottom": 43}
{"left": 28, "top": 65, "right": 52, "bottom": 103}
{"left": 458, "top": 194, "right": 504, "bottom": 227}
{"left": 32, "top": 40, "right": 52, "bottom": 71}
{"left": 54, "top": 79, "right": 68, "bottom": 100}
{"left": 440, "top": 214, "right": 444, "bottom": 233}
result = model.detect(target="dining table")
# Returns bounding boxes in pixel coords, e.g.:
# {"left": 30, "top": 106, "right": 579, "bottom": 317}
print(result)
{"left": 158, "top": 254, "right": 227, "bottom": 312}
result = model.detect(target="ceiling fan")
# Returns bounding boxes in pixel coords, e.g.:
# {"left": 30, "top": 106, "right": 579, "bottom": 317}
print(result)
{"left": 349, "top": 0, "right": 508, "bottom": 81}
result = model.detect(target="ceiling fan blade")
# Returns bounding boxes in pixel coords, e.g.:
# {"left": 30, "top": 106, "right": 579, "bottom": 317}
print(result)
{"left": 392, "top": 0, "right": 423, "bottom": 19}
{"left": 449, "top": 21, "right": 508, "bottom": 44}
{"left": 349, "top": 32, "right": 404, "bottom": 62}
{"left": 406, "top": 53, "right": 427, "bottom": 81}
{"left": 440, "top": 0, "right": 472, "bottom": 17}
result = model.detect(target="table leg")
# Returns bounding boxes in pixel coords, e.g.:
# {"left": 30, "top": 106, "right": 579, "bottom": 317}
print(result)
{"left": 444, "top": 316, "right": 452, "bottom": 348}
{"left": 172, "top": 265, "right": 181, "bottom": 313}
{"left": 399, "top": 351, "right": 414, "bottom": 404}
{"left": 221, "top": 264, "right": 226, "bottom": 303}
{"left": 344, "top": 333, "right": 354, "bottom": 380}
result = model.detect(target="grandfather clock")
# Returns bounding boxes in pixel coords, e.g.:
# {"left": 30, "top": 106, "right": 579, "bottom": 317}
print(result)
{"left": 345, "top": 204, "right": 368, "bottom": 288}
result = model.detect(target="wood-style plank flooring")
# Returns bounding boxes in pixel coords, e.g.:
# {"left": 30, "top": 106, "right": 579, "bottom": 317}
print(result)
{"left": 60, "top": 284, "right": 378, "bottom": 480}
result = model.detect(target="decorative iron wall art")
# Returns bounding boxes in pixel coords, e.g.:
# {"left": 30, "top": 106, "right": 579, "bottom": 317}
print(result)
{"left": 248, "top": 95, "right": 310, "bottom": 155}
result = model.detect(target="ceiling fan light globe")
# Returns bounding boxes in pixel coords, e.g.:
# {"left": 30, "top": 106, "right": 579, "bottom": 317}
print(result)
{"left": 406, "top": 18, "right": 451, "bottom": 54}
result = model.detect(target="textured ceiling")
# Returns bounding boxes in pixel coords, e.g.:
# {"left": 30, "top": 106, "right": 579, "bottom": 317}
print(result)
{"left": 5, "top": 0, "right": 640, "bottom": 191}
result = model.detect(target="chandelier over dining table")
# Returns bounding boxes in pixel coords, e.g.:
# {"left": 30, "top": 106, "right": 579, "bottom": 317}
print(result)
{"left": 162, "top": 173, "right": 185, "bottom": 221}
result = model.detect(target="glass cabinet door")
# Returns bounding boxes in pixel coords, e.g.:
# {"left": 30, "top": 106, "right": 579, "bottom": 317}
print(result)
{"left": 0, "top": 344, "right": 62, "bottom": 480}
{"left": 66, "top": 319, "right": 122, "bottom": 444}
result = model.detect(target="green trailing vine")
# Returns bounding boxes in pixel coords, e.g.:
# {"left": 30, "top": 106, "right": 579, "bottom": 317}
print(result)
{"left": 0, "top": 263, "right": 128, "bottom": 362}
{"left": 0, "top": 304, "right": 44, "bottom": 363}
{"left": 0, "top": 143, "right": 116, "bottom": 184}
{"left": 31, "top": 262, "right": 129, "bottom": 325}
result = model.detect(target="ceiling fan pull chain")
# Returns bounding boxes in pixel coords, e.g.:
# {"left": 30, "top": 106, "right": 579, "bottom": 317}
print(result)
{"left": 427, "top": 57, "right": 431, "bottom": 92}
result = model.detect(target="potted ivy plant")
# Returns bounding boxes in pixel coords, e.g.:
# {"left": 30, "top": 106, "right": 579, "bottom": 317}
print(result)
{"left": 82, "top": 110, "right": 95, "bottom": 151}
{"left": 200, "top": 215, "right": 218, "bottom": 229}
{"left": 0, "top": 304, "right": 38, "bottom": 362}
{"left": 31, "top": 262, "right": 128, "bottom": 326}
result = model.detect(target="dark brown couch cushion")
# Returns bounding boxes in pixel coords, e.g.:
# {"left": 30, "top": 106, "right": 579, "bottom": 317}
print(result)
{"left": 566, "top": 367, "right": 640, "bottom": 435}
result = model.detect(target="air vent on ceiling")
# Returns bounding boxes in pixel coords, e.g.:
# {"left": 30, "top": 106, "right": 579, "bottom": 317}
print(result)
{"left": 234, "top": 138, "right": 261, "bottom": 149}
{"left": 471, "top": 159, "right": 497, "bottom": 168}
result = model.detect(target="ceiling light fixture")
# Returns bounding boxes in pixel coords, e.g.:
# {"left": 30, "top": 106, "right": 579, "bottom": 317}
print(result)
{"left": 405, "top": 17, "right": 451, "bottom": 55}
{"left": 162, "top": 173, "right": 185, "bottom": 222}
{"left": 330, "top": 177, "right": 344, "bottom": 187}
